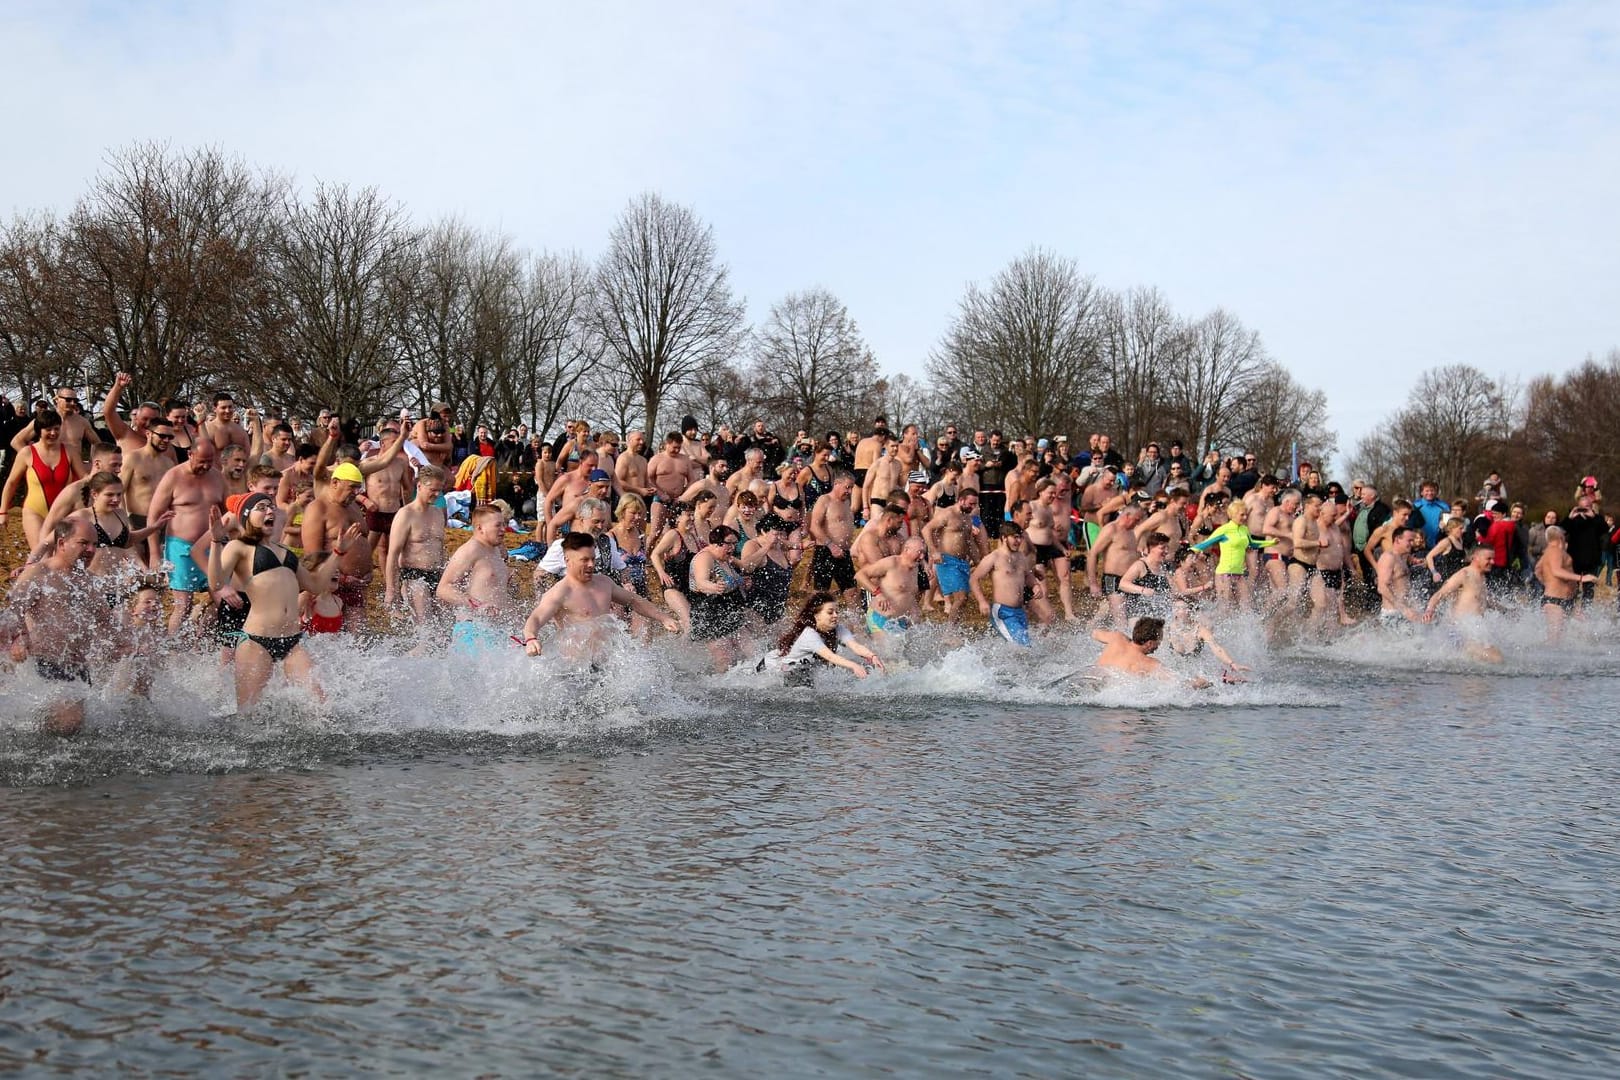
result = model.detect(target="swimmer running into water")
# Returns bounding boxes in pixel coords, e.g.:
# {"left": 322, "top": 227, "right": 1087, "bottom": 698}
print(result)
{"left": 521, "top": 532, "right": 679, "bottom": 664}
{"left": 1423, "top": 546, "right": 1505, "bottom": 664}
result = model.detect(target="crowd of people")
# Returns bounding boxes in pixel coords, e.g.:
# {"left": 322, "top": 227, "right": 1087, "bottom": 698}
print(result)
{"left": 2, "top": 379, "right": 1614, "bottom": 733}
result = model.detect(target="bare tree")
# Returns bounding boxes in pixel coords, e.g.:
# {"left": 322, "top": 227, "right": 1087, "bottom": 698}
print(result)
{"left": 1223, "top": 362, "right": 1336, "bottom": 477}
{"left": 0, "top": 213, "right": 71, "bottom": 404}
{"left": 494, "top": 251, "right": 598, "bottom": 438}
{"left": 265, "top": 182, "right": 414, "bottom": 418}
{"left": 928, "top": 248, "right": 1101, "bottom": 438}
{"left": 1516, "top": 350, "right": 1620, "bottom": 507}
{"left": 1346, "top": 364, "right": 1513, "bottom": 499}
{"left": 749, "top": 288, "right": 876, "bottom": 436}
{"left": 1163, "top": 307, "right": 1268, "bottom": 456}
{"left": 667, "top": 359, "right": 752, "bottom": 436}
{"left": 50, "top": 142, "right": 284, "bottom": 406}
{"left": 1094, "top": 286, "right": 1185, "bottom": 455}
{"left": 590, "top": 193, "right": 746, "bottom": 438}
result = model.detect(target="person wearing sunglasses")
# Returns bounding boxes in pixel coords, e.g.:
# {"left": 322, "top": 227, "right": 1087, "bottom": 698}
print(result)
{"left": 8, "top": 386, "right": 96, "bottom": 470}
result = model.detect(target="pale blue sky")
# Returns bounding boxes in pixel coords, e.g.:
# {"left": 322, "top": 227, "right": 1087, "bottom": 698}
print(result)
{"left": 7, "top": 0, "right": 1618, "bottom": 455}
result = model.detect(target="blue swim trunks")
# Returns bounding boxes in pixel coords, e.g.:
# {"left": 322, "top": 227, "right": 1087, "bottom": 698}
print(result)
{"left": 166, "top": 534, "right": 210, "bottom": 593}
{"left": 937, "top": 553, "right": 971, "bottom": 596}
{"left": 990, "top": 603, "right": 1031, "bottom": 647}
{"left": 451, "top": 619, "right": 509, "bottom": 658}
{"left": 865, "top": 607, "right": 912, "bottom": 635}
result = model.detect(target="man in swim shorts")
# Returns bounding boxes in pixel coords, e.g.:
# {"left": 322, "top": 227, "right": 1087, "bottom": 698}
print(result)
{"left": 856, "top": 538, "right": 925, "bottom": 642}
{"left": 1424, "top": 545, "right": 1504, "bottom": 663}
{"left": 436, "top": 504, "right": 515, "bottom": 657}
{"left": 2, "top": 517, "right": 107, "bottom": 734}
{"left": 385, "top": 465, "right": 449, "bottom": 620}
{"left": 923, "top": 488, "right": 985, "bottom": 621}
{"left": 971, "top": 522, "right": 1043, "bottom": 646}
{"left": 147, "top": 438, "right": 226, "bottom": 637}
{"left": 521, "top": 532, "right": 678, "bottom": 664}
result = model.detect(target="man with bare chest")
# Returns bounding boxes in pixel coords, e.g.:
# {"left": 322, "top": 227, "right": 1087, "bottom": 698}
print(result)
{"left": 148, "top": 440, "right": 227, "bottom": 635}
{"left": 100, "top": 373, "right": 165, "bottom": 460}
{"left": 437, "top": 505, "right": 515, "bottom": 656}
{"left": 923, "top": 489, "right": 986, "bottom": 620}
{"left": 301, "top": 461, "right": 372, "bottom": 630}
{"left": 808, "top": 471, "right": 859, "bottom": 604}
{"left": 645, "top": 433, "right": 691, "bottom": 537}
{"left": 385, "top": 465, "right": 449, "bottom": 621}
{"left": 1087, "top": 502, "right": 1145, "bottom": 627}
{"left": 200, "top": 393, "right": 251, "bottom": 454}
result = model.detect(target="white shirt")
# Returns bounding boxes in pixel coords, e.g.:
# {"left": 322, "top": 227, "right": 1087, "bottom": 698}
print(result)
{"left": 538, "top": 533, "right": 625, "bottom": 576}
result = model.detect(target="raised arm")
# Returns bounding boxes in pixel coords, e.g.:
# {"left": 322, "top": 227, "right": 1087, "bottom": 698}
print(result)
{"left": 358, "top": 423, "right": 409, "bottom": 476}
{"left": 100, "top": 372, "right": 134, "bottom": 444}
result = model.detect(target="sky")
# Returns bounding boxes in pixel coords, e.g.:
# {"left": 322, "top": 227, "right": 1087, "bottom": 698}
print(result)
{"left": 5, "top": 0, "right": 1618, "bottom": 459}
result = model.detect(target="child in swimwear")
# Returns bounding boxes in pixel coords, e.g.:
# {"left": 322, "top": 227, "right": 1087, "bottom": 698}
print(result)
{"left": 1191, "top": 501, "right": 1275, "bottom": 610}
{"left": 300, "top": 551, "right": 345, "bottom": 635}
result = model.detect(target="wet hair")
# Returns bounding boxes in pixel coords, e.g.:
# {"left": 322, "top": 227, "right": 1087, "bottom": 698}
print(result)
{"left": 708, "top": 525, "right": 737, "bottom": 547}
{"left": 417, "top": 464, "right": 446, "bottom": 486}
{"left": 1000, "top": 522, "right": 1025, "bottom": 540}
{"left": 561, "top": 531, "right": 596, "bottom": 553}
{"left": 1144, "top": 530, "right": 1169, "bottom": 550}
{"left": 1132, "top": 617, "right": 1164, "bottom": 645}
{"left": 691, "top": 489, "right": 717, "bottom": 508}
{"left": 735, "top": 491, "right": 760, "bottom": 509}
{"left": 832, "top": 470, "right": 855, "bottom": 487}
{"left": 778, "top": 590, "right": 840, "bottom": 656}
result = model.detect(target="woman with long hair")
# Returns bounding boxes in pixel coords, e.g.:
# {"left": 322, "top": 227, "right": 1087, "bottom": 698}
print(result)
{"left": 764, "top": 591, "right": 883, "bottom": 686}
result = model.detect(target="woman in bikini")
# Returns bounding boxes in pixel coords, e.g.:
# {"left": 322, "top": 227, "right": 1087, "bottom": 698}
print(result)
{"left": 206, "top": 492, "right": 333, "bottom": 711}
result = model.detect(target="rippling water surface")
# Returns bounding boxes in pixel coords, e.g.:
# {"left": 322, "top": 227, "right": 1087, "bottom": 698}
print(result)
{"left": 4, "top": 615, "right": 1620, "bottom": 1076}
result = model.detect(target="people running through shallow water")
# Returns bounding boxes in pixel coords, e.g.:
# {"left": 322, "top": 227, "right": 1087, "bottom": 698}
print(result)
{"left": 6, "top": 380, "right": 1606, "bottom": 728}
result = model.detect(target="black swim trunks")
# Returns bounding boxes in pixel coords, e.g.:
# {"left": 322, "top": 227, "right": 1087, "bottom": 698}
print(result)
{"left": 36, "top": 658, "right": 91, "bottom": 684}
{"left": 1033, "top": 542, "right": 1063, "bottom": 566}
{"left": 1541, "top": 594, "right": 1577, "bottom": 612}
{"left": 1318, "top": 568, "right": 1344, "bottom": 589}
{"left": 811, "top": 544, "right": 857, "bottom": 591}
{"left": 1101, "top": 573, "right": 1121, "bottom": 595}
{"left": 399, "top": 565, "right": 443, "bottom": 588}
{"left": 215, "top": 596, "right": 251, "bottom": 646}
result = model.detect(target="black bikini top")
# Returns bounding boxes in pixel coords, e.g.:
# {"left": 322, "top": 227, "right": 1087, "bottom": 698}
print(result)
{"left": 251, "top": 542, "right": 300, "bottom": 577}
{"left": 91, "top": 511, "right": 129, "bottom": 550}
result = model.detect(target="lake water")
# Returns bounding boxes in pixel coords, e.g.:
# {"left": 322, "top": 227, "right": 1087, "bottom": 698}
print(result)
{"left": 4, "top": 613, "right": 1620, "bottom": 1077}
